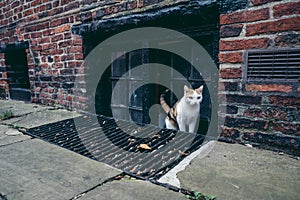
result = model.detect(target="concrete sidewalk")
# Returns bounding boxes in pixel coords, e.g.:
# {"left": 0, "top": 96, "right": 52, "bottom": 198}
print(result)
{"left": 0, "top": 100, "right": 299, "bottom": 200}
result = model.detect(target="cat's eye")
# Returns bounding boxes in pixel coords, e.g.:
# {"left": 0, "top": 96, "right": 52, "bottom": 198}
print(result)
{"left": 197, "top": 96, "right": 201, "bottom": 99}
{"left": 188, "top": 97, "right": 193, "bottom": 100}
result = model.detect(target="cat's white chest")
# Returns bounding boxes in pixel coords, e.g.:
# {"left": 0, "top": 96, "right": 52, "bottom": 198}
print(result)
{"left": 177, "top": 100, "right": 199, "bottom": 124}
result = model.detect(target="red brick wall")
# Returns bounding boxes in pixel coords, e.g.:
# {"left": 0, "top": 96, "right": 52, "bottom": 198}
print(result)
{"left": 0, "top": 0, "right": 166, "bottom": 108}
{"left": 219, "top": 0, "right": 300, "bottom": 153}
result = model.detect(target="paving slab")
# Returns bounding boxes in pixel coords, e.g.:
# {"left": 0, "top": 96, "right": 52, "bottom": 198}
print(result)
{"left": 177, "top": 141, "right": 300, "bottom": 200}
{"left": 0, "top": 125, "right": 31, "bottom": 146}
{"left": 80, "top": 179, "right": 186, "bottom": 200}
{"left": 0, "top": 99, "right": 80, "bottom": 129}
{"left": 0, "top": 139, "right": 121, "bottom": 200}
{"left": 0, "top": 100, "right": 49, "bottom": 117}
{"left": 3, "top": 109, "right": 80, "bottom": 129}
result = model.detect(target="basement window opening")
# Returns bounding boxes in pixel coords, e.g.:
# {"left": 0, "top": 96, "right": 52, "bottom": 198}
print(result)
{"left": 3, "top": 44, "right": 31, "bottom": 101}
{"left": 83, "top": 5, "right": 219, "bottom": 136}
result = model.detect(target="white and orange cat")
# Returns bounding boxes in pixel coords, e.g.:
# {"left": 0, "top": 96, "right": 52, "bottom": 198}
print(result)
{"left": 160, "top": 85, "right": 203, "bottom": 133}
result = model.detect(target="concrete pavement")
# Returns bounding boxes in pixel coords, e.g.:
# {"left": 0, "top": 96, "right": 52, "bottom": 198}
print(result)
{"left": 0, "top": 100, "right": 299, "bottom": 200}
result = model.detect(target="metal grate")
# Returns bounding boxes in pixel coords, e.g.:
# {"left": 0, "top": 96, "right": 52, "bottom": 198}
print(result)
{"left": 246, "top": 49, "right": 300, "bottom": 81}
{"left": 24, "top": 115, "right": 205, "bottom": 180}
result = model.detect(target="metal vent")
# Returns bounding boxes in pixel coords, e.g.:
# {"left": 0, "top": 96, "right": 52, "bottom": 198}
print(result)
{"left": 246, "top": 49, "right": 300, "bottom": 81}
{"left": 24, "top": 115, "right": 205, "bottom": 180}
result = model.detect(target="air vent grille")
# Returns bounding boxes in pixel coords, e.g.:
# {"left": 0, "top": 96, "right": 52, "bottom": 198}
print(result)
{"left": 246, "top": 49, "right": 300, "bottom": 81}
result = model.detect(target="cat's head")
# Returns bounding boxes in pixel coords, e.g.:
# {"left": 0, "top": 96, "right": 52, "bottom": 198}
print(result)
{"left": 183, "top": 85, "right": 204, "bottom": 106}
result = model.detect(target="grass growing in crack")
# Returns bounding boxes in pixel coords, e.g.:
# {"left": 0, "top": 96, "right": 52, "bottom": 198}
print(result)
{"left": 185, "top": 190, "right": 217, "bottom": 200}
{"left": 0, "top": 110, "right": 14, "bottom": 120}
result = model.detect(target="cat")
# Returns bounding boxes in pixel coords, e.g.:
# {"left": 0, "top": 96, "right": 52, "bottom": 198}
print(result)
{"left": 160, "top": 85, "right": 203, "bottom": 133}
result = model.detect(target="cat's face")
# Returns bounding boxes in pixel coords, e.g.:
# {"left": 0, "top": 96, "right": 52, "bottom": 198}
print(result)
{"left": 184, "top": 85, "right": 203, "bottom": 106}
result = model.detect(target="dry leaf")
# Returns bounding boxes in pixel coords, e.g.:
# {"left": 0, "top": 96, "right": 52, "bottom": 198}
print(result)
{"left": 137, "top": 144, "right": 152, "bottom": 151}
{"left": 179, "top": 150, "right": 189, "bottom": 156}
{"left": 151, "top": 134, "right": 161, "bottom": 139}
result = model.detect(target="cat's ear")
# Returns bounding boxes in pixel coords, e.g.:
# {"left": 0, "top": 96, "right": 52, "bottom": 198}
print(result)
{"left": 184, "top": 85, "right": 190, "bottom": 93}
{"left": 195, "top": 85, "right": 204, "bottom": 94}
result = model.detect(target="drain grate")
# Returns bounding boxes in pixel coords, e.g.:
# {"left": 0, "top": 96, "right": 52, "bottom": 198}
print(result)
{"left": 25, "top": 114, "right": 205, "bottom": 179}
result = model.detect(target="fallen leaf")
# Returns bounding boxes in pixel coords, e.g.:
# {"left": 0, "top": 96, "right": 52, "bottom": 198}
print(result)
{"left": 137, "top": 144, "right": 152, "bottom": 151}
{"left": 179, "top": 150, "right": 189, "bottom": 156}
{"left": 245, "top": 144, "right": 253, "bottom": 148}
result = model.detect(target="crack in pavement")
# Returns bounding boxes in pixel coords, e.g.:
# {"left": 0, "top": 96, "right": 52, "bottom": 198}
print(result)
{"left": 69, "top": 172, "right": 127, "bottom": 200}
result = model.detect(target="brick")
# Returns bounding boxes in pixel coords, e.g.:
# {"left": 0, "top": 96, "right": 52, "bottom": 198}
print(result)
{"left": 43, "top": 29, "right": 55, "bottom": 36}
{"left": 274, "top": 33, "right": 300, "bottom": 47}
{"left": 50, "top": 18, "right": 69, "bottom": 27}
{"left": 24, "top": 9, "right": 34, "bottom": 16}
{"left": 65, "top": 1, "right": 80, "bottom": 12}
{"left": 219, "top": 52, "right": 243, "bottom": 63}
{"left": 82, "top": 0, "right": 97, "bottom": 5}
{"left": 220, "top": 24, "right": 243, "bottom": 38}
{"left": 246, "top": 84, "right": 293, "bottom": 93}
{"left": 220, "top": 8, "right": 269, "bottom": 25}
{"left": 264, "top": 107, "right": 289, "bottom": 121}
{"left": 274, "top": 2, "right": 300, "bottom": 18}
{"left": 67, "top": 46, "right": 82, "bottom": 53}
{"left": 243, "top": 108, "right": 264, "bottom": 118}
{"left": 31, "top": 45, "right": 42, "bottom": 51}
{"left": 61, "top": 0, "right": 73, "bottom": 5}
{"left": 31, "top": 0, "right": 42, "bottom": 7}
{"left": 225, "top": 116, "right": 269, "bottom": 130}
{"left": 52, "top": 0, "right": 59, "bottom": 7}
{"left": 73, "top": 38, "right": 82, "bottom": 46}
{"left": 49, "top": 7, "right": 64, "bottom": 16}
{"left": 269, "top": 96, "right": 300, "bottom": 107}
{"left": 37, "top": 37, "right": 50, "bottom": 44}
{"left": 220, "top": 67, "right": 242, "bottom": 79}
{"left": 61, "top": 54, "right": 75, "bottom": 61}
{"left": 42, "top": 43, "right": 57, "bottom": 50}
{"left": 40, "top": 49, "right": 64, "bottom": 55}
{"left": 51, "top": 34, "right": 64, "bottom": 42}
{"left": 251, "top": 0, "right": 280, "bottom": 6}
{"left": 226, "top": 105, "right": 239, "bottom": 114}
{"left": 220, "top": 127, "right": 240, "bottom": 138}
{"left": 38, "top": 11, "right": 49, "bottom": 18}
{"left": 60, "top": 68, "right": 74, "bottom": 75}
{"left": 226, "top": 94, "right": 262, "bottom": 105}
{"left": 75, "top": 54, "right": 84, "bottom": 60}
{"left": 11, "top": 1, "right": 20, "bottom": 7}
{"left": 64, "top": 32, "right": 72, "bottom": 40}
{"left": 273, "top": 122, "right": 300, "bottom": 136}
{"left": 246, "top": 17, "right": 300, "bottom": 36}
{"left": 58, "top": 40, "right": 72, "bottom": 47}
{"left": 220, "top": 38, "right": 269, "bottom": 51}
{"left": 55, "top": 25, "right": 70, "bottom": 33}
{"left": 40, "top": 75, "right": 52, "bottom": 82}
{"left": 127, "top": 0, "right": 137, "bottom": 10}
{"left": 36, "top": 22, "right": 49, "bottom": 31}
{"left": 76, "top": 12, "right": 92, "bottom": 22}
{"left": 242, "top": 132, "right": 300, "bottom": 153}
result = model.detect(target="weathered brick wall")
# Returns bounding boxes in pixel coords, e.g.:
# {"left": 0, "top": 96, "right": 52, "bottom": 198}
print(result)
{"left": 0, "top": 0, "right": 172, "bottom": 108}
{"left": 219, "top": 0, "right": 300, "bottom": 154}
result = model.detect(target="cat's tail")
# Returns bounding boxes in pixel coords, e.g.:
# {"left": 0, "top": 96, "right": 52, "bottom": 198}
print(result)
{"left": 160, "top": 90, "right": 171, "bottom": 113}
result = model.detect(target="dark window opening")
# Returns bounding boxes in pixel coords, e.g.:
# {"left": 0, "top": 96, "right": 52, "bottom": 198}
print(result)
{"left": 5, "top": 49, "right": 31, "bottom": 101}
{"left": 83, "top": 4, "right": 219, "bottom": 135}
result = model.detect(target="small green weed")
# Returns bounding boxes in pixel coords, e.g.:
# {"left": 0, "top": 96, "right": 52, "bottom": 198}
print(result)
{"left": 185, "top": 190, "right": 217, "bottom": 200}
{"left": 0, "top": 109, "right": 14, "bottom": 120}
